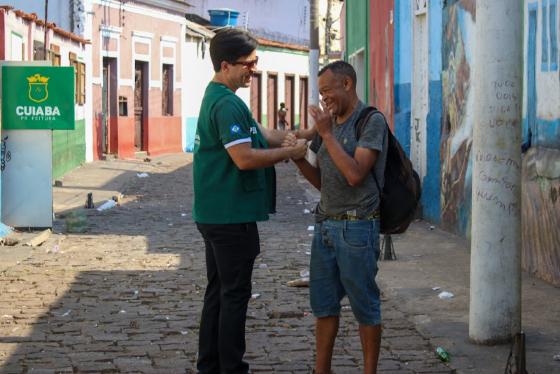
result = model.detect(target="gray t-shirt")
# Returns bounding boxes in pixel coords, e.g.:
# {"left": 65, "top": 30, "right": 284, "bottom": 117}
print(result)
{"left": 312, "top": 102, "right": 388, "bottom": 222}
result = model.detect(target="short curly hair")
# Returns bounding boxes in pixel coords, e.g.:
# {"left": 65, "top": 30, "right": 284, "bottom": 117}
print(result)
{"left": 318, "top": 60, "right": 357, "bottom": 87}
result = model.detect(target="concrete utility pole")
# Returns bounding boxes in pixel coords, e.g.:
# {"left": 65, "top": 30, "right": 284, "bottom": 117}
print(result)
{"left": 469, "top": 0, "right": 523, "bottom": 344}
{"left": 43, "top": 0, "right": 49, "bottom": 58}
{"left": 309, "top": 0, "right": 320, "bottom": 107}
{"left": 323, "top": 0, "right": 332, "bottom": 65}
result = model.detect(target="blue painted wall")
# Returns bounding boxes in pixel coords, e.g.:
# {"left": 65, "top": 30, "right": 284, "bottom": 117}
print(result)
{"left": 423, "top": 0, "right": 443, "bottom": 223}
{"left": 393, "top": 0, "right": 412, "bottom": 157}
{"left": 394, "top": 0, "right": 442, "bottom": 223}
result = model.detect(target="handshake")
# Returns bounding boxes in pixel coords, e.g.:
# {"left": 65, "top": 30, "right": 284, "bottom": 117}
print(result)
{"left": 281, "top": 132, "right": 308, "bottom": 161}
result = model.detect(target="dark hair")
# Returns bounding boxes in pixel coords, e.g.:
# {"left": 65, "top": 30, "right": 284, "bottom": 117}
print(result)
{"left": 210, "top": 28, "right": 258, "bottom": 72}
{"left": 318, "top": 60, "right": 357, "bottom": 87}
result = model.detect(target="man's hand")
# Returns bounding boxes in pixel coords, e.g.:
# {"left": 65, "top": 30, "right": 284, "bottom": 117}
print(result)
{"left": 309, "top": 104, "right": 333, "bottom": 137}
{"left": 282, "top": 132, "right": 297, "bottom": 148}
{"left": 281, "top": 133, "right": 306, "bottom": 160}
{"left": 290, "top": 139, "right": 308, "bottom": 160}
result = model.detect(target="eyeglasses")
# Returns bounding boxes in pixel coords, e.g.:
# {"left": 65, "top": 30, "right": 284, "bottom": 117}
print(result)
{"left": 230, "top": 56, "right": 259, "bottom": 69}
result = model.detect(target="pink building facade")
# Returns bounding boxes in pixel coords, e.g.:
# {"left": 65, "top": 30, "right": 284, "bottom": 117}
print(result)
{"left": 91, "top": 0, "right": 188, "bottom": 159}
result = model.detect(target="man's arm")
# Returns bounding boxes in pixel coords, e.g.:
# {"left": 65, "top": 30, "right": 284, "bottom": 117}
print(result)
{"left": 321, "top": 136, "right": 378, "bottom": 187}
{"left": 257, "top": 123, "right": 289, "bottom": 148}
{"left": 293, "top": 158, "right": 321, "bottom": 190}
{"left": 294, "top": 126, "right": 317, "bottom": 141}
{"left": 227, "top": 140, "right": 307, "bottom": 170}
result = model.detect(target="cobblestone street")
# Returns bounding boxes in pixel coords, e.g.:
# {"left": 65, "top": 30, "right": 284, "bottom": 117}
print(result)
{"left": 0, "top": 154, "right": 453, "bottom": 373}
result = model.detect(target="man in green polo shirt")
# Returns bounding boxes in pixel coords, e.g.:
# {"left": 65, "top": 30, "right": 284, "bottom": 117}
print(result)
{"left": 192, "top": 28, "right": 307, "bottom": 374}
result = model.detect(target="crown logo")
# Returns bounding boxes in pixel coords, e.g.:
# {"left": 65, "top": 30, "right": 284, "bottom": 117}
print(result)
{"left": 27, "top": 73, "right": 50, "bottom": 103}
{"left": 27, "top": 73, "right": 50, "bottom": 84}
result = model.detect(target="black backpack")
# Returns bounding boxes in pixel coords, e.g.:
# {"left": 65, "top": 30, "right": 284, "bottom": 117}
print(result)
{"left": 310, "top": 106, "right": 421, "bottom": 234}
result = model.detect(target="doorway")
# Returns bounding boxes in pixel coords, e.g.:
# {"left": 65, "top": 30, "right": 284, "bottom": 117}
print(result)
{"left": 285, "top": 75, "right": 295, "bottom": 128}
{"left": 299, "top": 77, "right": 308, "bottom": 129}
{"left": 134, "top": 61, "right": 148, "bottom": 151}
{"left": 267, "top": 73, "right": 278, "bottom": 128}
{"left": 102, "top": 57, "right": 117, "bottom": 155}
{"left": 250, "top": 72, "right": 262, "bottom": 123}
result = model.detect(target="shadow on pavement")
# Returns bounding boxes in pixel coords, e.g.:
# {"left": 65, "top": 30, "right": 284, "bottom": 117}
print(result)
{"left": 0, "top": 157, "right": 322, "bottom": 373}
{"left": 0, "top": 159, "right": 206, "bottom": 372}
{"left": 0, "top": 157, "right": 456, "bottom": 373}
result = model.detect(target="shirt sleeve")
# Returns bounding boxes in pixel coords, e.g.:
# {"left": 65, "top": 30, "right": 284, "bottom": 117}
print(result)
{"left": 357, "top": 112, "right": 386, "bottom": 152}
{"left": 214, "top": 97, "right": 253, "bottom": 148}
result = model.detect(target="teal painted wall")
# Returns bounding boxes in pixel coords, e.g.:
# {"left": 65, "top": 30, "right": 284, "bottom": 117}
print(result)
{"left": 52, "top": 119, "right": 85, "bottom": 179}
{"left": 185, "top": 117, "right": 198, "bottom": 152}
{"left": 345, "top": 0, "right": 368, "bottom": 55}
{"left": 345, "top": 0, "right": 369, "bottom": 101}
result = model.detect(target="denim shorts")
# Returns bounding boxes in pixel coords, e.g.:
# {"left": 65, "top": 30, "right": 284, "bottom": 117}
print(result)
{"left": 309, "top": 219, "right": 381, "bottom": 325}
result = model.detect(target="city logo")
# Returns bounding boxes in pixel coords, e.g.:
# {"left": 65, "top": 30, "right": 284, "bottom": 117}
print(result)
{"left": 2, "top": 66, "right": 74, "bottom": 130}
{"left": 27, "top": 73, "right": 50, "bottom": 103}
{"left": 17, "top": 73, "right": 61, "bottom": 119}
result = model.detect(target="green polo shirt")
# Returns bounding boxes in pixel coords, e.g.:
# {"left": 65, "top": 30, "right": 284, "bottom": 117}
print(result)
{"left": 192, "top": 82, "right": 276, "bottom": 224}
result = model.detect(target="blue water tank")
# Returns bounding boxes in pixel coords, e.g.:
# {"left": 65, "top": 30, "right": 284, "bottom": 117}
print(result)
{"left": 208, "top": 8, "right": 240, "bottom": 27}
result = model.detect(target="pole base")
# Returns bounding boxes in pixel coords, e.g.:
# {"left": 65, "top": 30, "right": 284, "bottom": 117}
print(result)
{"left": 504, "top": 332, "right": 528, "bottom": 374}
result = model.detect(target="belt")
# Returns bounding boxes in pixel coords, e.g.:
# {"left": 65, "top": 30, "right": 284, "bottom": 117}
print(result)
{"left": 327, "top": 210, "right": 380, "bottom": 221}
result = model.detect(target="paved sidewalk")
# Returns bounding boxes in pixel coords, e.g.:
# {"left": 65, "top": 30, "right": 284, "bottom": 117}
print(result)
{"left": 377, "top": 224, "right": 560, "bottom": 373}
{"left": 0, "top": 153, "right": 557, "bottom": 373}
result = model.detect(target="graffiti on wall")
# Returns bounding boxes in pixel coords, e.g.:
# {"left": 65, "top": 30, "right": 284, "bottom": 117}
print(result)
{"left": 440, "top": 0, "right": 475, "bottom": 235}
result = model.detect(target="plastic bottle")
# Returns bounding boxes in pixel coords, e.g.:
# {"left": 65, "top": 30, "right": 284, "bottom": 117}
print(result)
{"left": 436, "top": 346, "right": 450, "bottom": 362}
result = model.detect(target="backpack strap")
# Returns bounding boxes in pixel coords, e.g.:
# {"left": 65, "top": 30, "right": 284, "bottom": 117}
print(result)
{"left": 353, "top": 106, "right": 388, "bottom": 195}
{"left": 354, "top": 106, "right": 388, "bottom": 139}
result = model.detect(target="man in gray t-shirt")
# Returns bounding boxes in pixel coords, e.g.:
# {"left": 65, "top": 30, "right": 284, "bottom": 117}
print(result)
{"left": 291, "top": 61, "right": 387, "bottom": 373}
{"left": 312, "top": 100, "right": 387, "bottom": 222}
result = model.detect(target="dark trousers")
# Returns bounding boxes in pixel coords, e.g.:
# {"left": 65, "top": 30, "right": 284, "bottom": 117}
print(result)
{"left": 196, "top": 222, "right": 260, "bottom": 374}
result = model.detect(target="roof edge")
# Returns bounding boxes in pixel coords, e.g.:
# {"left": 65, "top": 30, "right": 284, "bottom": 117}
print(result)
{"left": 1, "top": 7, "right": 90, "bottom": 45}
